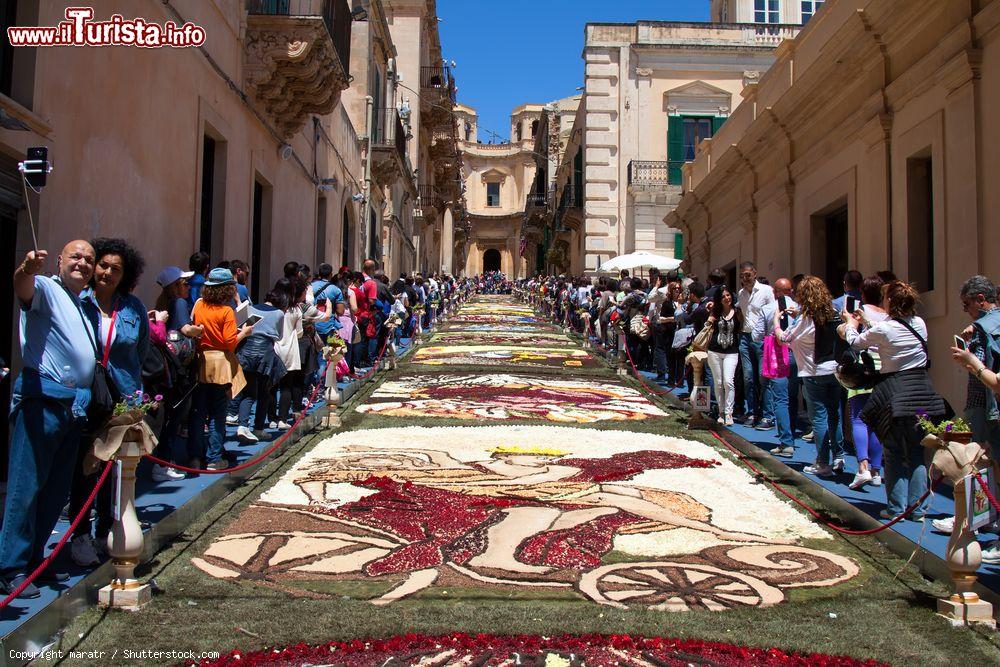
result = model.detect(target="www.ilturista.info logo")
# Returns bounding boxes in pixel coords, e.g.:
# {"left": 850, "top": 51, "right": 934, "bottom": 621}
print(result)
{"left": 7, "top": 7, "right": 206, "bottom": 48}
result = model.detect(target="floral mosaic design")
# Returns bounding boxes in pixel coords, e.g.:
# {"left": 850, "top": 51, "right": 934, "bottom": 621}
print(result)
{"left": 354, "top": 374, "right": 667, "bottom": 423}
{"left": 447, "top": 313, "right": 543, "bottom": 325}
{"left": 200, "top": 632, "right": 885, "bottom": 667}
{"left": 411, "top": 344, "right": 600, "bottom": 369}
{"left": 193, "top": 426, "right": 859, "bottom": 611}
{"left": 429, "top": 331, "right": 575, "bottom": 347}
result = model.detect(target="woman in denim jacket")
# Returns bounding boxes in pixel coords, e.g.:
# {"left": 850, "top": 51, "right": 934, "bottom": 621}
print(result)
{"left": 69, "top": 237, "right": 149, "bottom": 567}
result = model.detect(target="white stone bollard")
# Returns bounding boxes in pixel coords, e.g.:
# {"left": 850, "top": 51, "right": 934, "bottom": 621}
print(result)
{"left": 99, "top": 440, "right": 151, "bottom": 610}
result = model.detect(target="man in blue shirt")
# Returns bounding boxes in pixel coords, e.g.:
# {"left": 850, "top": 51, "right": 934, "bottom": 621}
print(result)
{"left": 311, "top": 263, "right": 345, "bottom": 341}
{"left": 831, "top": 269, "right": 863, "bottom": 314}
{"left": 232, "top": 259, "right": 251, "bottom": 304}
{"left": 187, "top": 250, "right": 211, "bottom": 307}
{"left": 2, "top": 241, "right": 97, "bottom": 598}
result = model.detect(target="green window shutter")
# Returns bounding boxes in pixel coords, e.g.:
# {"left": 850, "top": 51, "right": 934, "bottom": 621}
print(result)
{"left": 712, "top": 116, "right": 726, "bottom": 134}
{"left": 673, "top": 232, "right": 684, "bottom": 260}
{"left": 667, "top": 115, "right": 684, "bottom": 185}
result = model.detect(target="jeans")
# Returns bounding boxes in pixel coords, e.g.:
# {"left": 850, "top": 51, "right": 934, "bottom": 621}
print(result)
{"left": 707, "top": 351, "right": 739, "bottom": 419}
{"left": 802, "top": 375, "right": 845, "bottom": 465}
{"left": 69, "top": 440, "right": 113, "bottom": 541}
{"left": 849, "top": 394, "right": 882, "bottom": 471}
{"left": 187, "top": 383, "right": 229, "bottom": 464}
{"left": 277, "top": 370, "right": 305, "bottom": 421}
{"left": 0, "top": 397, "right": 84, "bottom": 575}
{"left": 882, "top": 417, "right": 930, "bottom": 517}
{"left": 653, "top": 327, "right": 671, "bottom": 378}
{"left": 764, "top": 376, "right": 794, "bottom": 448}
{"left": 966, "top": 406, "right": 1000, "bottom": 502}
{"left": 238, "top": 371, "right": 271, "bottom": 431}
{"left": 739, "top": 333, "right": 770, "bottom": 421}
{"left": 788, "top": 351, "right": 800, "bottom": 432}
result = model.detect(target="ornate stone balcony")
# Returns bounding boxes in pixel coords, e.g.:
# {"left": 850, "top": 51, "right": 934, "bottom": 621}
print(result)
{"left": 244, "top": 0, "right": 352, "bottom": 138}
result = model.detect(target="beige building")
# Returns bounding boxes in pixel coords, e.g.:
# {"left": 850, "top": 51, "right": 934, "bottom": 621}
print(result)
{"left": 667, "top": 0, "right": 1000, "bottom": 408}
{"left": 0, "top": 0, "right": 459, "bottom": 380}
{"left": 458, "top": 103, "right": 543, "bottom": 278}
{"left": 571, "top": 16, "right": 801, "bottom": 274}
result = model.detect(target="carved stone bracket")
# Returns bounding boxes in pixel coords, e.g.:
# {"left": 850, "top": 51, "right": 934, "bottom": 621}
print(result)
{"left": 243, "top": 16, "right": 350, "bottom": 138}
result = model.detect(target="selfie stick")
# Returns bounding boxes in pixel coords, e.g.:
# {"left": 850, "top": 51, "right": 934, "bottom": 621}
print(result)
{"left": 18, "top": 157, "right": 51, "bottom": 253}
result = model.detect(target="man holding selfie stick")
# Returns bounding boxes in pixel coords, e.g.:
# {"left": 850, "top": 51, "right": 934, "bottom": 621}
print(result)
{"left": 941, "top": 276, "right": 1000, "bottom": 560}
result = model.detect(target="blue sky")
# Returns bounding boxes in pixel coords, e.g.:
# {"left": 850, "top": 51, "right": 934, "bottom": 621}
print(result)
{"left": 436, "top": 0, "right": 709, "bottom": 141}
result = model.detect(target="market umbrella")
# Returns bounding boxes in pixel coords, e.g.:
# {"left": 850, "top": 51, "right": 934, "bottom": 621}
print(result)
{"left": 597, "top": 251, "right": 682, "bottom": 274}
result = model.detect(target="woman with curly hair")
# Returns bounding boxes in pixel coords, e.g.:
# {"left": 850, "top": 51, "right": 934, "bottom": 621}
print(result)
{"left": 706, "top": 286, "right": 743, "bottom": 425}
{"left": 70, "top": 237, "right": 149, "bottom": 567}
{"left": 187, "top": 268, "right": 253, "bottom": 470}
{"left": 842, "top": 280, "right": 945, "bottom": 521}
{"left": 773, "top": 275, "right": 844, "bottom": 478}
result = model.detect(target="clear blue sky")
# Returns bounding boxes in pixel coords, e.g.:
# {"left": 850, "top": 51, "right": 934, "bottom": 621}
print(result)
{"left": 436, "top": 0, "right": 709, "bottom": 141}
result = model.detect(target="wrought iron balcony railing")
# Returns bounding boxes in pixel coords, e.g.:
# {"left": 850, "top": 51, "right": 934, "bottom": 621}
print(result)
{"left": 420, "top": 65, "right": 456, "bottom": 103}
{"left": 525, "top": 191, "right": 548, "bottom": 208}
{"left": 627, "top": 160, "right": 688, "bottom": 187}
{"left": 246, "top": 0, "right": 352, "bottom": 76}
{"left": 372, "top": 108, "right": 407, "bottom": 165}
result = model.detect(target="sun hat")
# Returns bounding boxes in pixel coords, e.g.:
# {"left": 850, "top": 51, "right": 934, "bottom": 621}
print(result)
{"left": 204, "top": 267, "right": 235, "bottom": 286}
{"left": 155, "top": 266, "right": 195, "bottom": 288}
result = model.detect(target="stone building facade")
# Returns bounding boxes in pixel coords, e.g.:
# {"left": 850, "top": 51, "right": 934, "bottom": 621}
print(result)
{"left": 570, "top": 19, "right": 798, "bottom": 274}
{"left": 0, "top": 0, "right": 458, "bottom": 391}
{"left": 667, "top": 0, "right": 1000, "bottom": 408}
{"left": 458, "top": 103, "right": 542, "bottom": 278}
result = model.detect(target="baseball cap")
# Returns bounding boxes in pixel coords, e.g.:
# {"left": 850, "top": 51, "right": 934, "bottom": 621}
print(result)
{"left": 204, "top": 267, "right": 235, "bottom": 286}
{"left": 156, "top": 266, "right": 195, "bottom": 288}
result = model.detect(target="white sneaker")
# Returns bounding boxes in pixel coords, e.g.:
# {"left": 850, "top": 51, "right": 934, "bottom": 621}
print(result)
{"left": 804, "top": 463, "right": 835, "bottom": 477}
{"left": 982, "top": 541, "right": 1000, "bottom": 564}
{"left": 276, "top": 420, "right": 292, "bottom": 430}
{"left": 70, "top": 534, "right": 100, "bottom": 567}
{"left": 724, "top": 416, "right": 734, "bottom": 426}
{"left": 802, "top": 431, "right": 814, "bottom": 442}
{"left": 269, "top": 421, "right": 278, "bottom": 429}
{"left": 236, "top": 426, "right": 259, "bottom": 443}
{"left": 848, "top": 470, "right": 872, "bottom": 490}
{"left": 717, "top": 417, "right": 724, "bottom": 425}
{"left": 832, "top": 458, "right": 845, "bottom": 472}
{"left": 871, "top": 474, "right": 882, "bottom": 486}
{"left": 931, "top": 516, "right": 955, "bottom": 534}
{"left": 225, "top": 414, "right": 238, "bottom": 425}
{"left": 151, "top": 464, "right": 185, "bottom": 482}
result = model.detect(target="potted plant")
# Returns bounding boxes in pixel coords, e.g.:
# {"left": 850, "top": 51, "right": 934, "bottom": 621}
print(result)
{"left": 917, "top": 413, "right": 974, "bottom": 443}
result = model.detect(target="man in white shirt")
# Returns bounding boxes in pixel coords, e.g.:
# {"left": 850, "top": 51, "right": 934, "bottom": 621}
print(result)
{"left": 737, "top": 261, "right": 775, "bottom": 426}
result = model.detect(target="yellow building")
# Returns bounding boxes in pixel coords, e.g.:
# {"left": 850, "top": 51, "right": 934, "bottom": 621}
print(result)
{"left": 668, "top": 0, "right": 1000, "bottom": 408}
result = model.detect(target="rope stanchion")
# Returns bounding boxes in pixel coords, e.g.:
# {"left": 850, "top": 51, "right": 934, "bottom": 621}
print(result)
{"left": 0, "top": 460, "right": 114, "bottom": 609}
{"left": 708, "top": 430, "right": 933, "bottom": 536}
{"left": 971, "top": 469, "right": 1000, "bottom": 514}
{"left": 144, "top": 382, "right": 323, "bottom": 475}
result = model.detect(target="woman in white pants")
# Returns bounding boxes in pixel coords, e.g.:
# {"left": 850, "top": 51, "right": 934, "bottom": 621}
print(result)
{"left": 706, "top": 287, "right": 743, "bottom": 425}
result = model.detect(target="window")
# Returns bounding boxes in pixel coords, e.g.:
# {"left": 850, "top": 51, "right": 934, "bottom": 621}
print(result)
{"left": 199, "top": 133, "right": 227, "bottom": 261}
{"left": 755, "top": 0, "right": 780, "bottom": 23}
{"left": 906, "top": 154, "right": 935, "bottom": 293}
{"left": 801, "top": 0, "right": 823, "bottom": 23}
{"left": 531, "top": 120, "right": 539, "bottom": 137}
{"left": 666, "top": 115, "right": 724, "bottom": 185}
{"left": 486, "top": 181, "right": 500, "bottom": 207}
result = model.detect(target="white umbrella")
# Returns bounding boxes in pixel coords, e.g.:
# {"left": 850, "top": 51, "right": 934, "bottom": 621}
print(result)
{"left": 597, "top": 251, "right": 682, "bottom": 274}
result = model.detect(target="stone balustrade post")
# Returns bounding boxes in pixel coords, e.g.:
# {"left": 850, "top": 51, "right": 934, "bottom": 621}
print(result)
{"left": 99, "top": 439, "right": 151, "bottom": 610}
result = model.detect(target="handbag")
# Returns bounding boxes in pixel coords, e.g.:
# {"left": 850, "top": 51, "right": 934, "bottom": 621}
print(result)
{"left": 671, "top": 325, "right": 695, "bottom": 351}
{"left": 691, "top": 322, "right": 713, "bottom": 352}
{"left": 629, "top": 314, "right": 650, "bottom": 340}
{"left": 761, "top": 334, "right": 790, "bottom": 379}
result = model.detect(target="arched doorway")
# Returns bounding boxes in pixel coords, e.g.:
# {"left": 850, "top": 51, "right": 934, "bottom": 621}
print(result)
{"left": 483, "top": 248, "right": 501, "bottom": 273}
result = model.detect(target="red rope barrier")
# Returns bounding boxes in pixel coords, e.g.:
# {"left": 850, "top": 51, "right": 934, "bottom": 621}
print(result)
{"left": 972, "top": 469, "right": 1000, "bottom": 515}
{"left": 0, "top": 460, "right": 114, "bottom": 608}
{"left": 144, "top": 381, "right": 323, "bottom": 475}
{"left": 708, "top": 430, "right": 933, "bottom": 536}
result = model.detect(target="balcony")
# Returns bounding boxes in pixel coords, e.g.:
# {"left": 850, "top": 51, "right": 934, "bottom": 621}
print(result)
{"left": 525, "top": 191, "right": 548, "bottom": 209}
{"left": 420, "top": 65, "right": 456, "bottom": 104}
{"left": 558, "top": 183, "right": 582, "bottom": 211}
{"left": 371, "top": 108, "right": 413, "bottom": 189}
{"left": 244, "top": 0, "right": 352, "bottom": 138}
{"left": 627, "top": 160, "right": 692, "bottom": 187}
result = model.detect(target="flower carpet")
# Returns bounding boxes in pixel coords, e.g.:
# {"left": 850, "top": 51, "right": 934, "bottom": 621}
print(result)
{"left": 54, "top": 296, "right": 1000, "bottom": 666}
{"left": 354, "top": 374, "right": 666, "bottom": 423}
{"left": 198, "top": 632, "right": 886, "bottom": 667}
{"left": 411, "top": 344, "right": 601, "bottom": 369}
{"left": 193, "top": 425, "right": 858, "bottom": 610}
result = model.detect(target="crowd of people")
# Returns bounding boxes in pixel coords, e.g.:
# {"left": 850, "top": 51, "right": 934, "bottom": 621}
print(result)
{"left": 0, "top": 238, "right": 469, "bottom": 597}
{"left": 476, "top": 270, "right": 512, "bottom": 295}
{"left": 519, "top": 266, "right": 1000, "bottom": 561}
